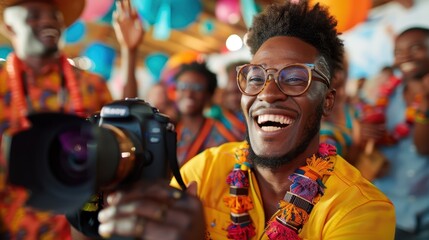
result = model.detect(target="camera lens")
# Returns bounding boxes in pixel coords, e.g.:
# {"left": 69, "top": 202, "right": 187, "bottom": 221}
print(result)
{"left": 49, "top": 126, "right": 94, "bottom": 186}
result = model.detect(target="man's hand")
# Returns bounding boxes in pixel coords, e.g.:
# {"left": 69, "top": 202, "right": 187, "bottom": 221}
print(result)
{"left": 97, "top": 181, "right": 205, "bottom": 239}
{"left": 420, "top": 74, "right": 429, "bottom": 109}
{"left": 113, "top": 0, "right": 144, "bottom": 51}
{"left": 353, "top": 120, "right": 387, "bottom": 147}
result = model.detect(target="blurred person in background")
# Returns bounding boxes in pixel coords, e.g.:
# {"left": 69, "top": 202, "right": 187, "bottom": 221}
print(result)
{"left": 174, "top": 61, "right": 238, "bottom": 166}
{"left": 146, "top": 82, "right": 178, "bottom": 124}
{"left": 321, "top": 54, "right": 390, "bottom": 181}
{"left": 320, "top": 54, "right": 355, "bottom": 160}
{"left": 359, "top": 27, "right": 429, "bottom": 239}
{"left": 206, "top": 60, "right": 248, "bottom": 140}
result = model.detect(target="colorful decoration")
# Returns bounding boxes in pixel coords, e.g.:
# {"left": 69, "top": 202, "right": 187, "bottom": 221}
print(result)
{"left": 132, "top": 0, "right": 202, "bottom": 29}
{"left": 145, "top": 52, "right": 169, "bottom": 81}
{"left": 240, "top": 0, "right": 259, "bottom": 28}
{"left": 0, "top": 45, "right": 13, "bottom": 59}
{"left": 223, "top": 142, "right": 336, "bottom": 239}
{"left": 153, "top": 1, "right": 171, "bottom": 40}
{"left": 82, "top": 42, "right": 117, "bottom": 80}
{"left": 80, "top": 0, "right": 115, "bottom": 22}
{"left": 98, "top": 1, "right": 117, "bottom": 24}
{"left": 200, "top": 19, "right": 215, "bottom": 35}
{"left": 309, "top": 0, "right": 372, "bottom": 33}
{"left": 216, "top": 0, "right": 241, "bottom": 24}
{"left": 63, "top": 20, "right": 86, "bottom": 44}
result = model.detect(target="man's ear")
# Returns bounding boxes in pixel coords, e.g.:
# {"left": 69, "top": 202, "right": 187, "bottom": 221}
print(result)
{"left": 322, "top": 88, "right": 336, "bottom": 117}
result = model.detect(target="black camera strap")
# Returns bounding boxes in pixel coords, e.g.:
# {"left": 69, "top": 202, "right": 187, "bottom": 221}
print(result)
{"left": 167, "top": 131, "right": 187, "bottom": 191}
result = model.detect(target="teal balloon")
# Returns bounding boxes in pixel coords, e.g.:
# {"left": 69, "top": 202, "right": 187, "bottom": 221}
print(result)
{"left": 153, "top": 1, "right": 171, "bottom": 40}
{"left": 98, "top": 1, "right": 117, "bottom": 24}
{"left": 240, "top": 0, "right": 259, "bottom": 28}
{"left": 145, "top": 52, "right": 169, "bottom": 81}
{"left": 200, "top": 19, "right": 215, "bottom": 35}
{"left": 132, "top": 0, "right": 201, "bottom": 29}
{"left": 64, "top": 21, "right": 86, "bottom": 44}
{"left": 0, "top": 45, "right": 13, "bottom": 59}
{"left": 82, "top": 42, "right": 117, "bottom": 80}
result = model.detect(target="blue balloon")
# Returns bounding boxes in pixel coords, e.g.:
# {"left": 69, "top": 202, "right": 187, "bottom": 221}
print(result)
{"left": 0, "top": 45, "right": 13, "bottom": 59}
{"left": 132, "top": 0, "right": 201, "bottom": 29}
{"left": 82, "top": 42, "right": 117, "bottom": 80}
{"left": 145, "top": 52, "right": 169, "bottom": 81}
{"left": 64, "top": 21, "right": 86, "bottom": 44}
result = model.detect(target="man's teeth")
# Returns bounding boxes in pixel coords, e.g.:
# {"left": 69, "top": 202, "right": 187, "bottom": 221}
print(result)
{"left": 400, "top": 62, "right": 416, "bottom": 72}
{"left": 257, "top": 114, "right": 293, "bottom": 131}
{"left": 40, "top": 29, "right": 59, "bottom": 37}
{"left": 257, "top": 114, "right": 293, "bottom": 125}
{"left": 261, "top": 126, "right": 282, "bottom": 131}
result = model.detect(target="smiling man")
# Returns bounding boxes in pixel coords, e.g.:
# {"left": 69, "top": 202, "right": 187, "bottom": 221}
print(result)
{"left": 92, "top": 1, "right": 396, "bottom": 240}
{"left": 0, "top": 0, "right": 113, "bottom": 239}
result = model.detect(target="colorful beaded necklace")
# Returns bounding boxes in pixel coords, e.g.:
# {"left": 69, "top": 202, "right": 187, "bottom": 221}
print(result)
{"left": 6, "top": 53, "right": 85, "bottom": 132}
{"left": 223, "top": 141, "right": 336, "bottom": 239}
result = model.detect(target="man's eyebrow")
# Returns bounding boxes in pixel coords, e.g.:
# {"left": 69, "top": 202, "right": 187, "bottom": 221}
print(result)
{"left": 248, "top": 63, "right": 266, "bottom": 67}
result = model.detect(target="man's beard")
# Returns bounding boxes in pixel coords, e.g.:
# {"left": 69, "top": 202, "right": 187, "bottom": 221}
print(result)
{"left": 40, "top": 46, "right": 59, "bottom": 58}
{"left": 246, "top": 102, "right": 324, "bottom": 169}
{"left": 17, "top": 32, "right": 59, "bottom": 59}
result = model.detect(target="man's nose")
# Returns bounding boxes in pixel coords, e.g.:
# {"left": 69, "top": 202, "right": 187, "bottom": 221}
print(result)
{"left": 257, "top": 75, "right": 288, "bottom": 102}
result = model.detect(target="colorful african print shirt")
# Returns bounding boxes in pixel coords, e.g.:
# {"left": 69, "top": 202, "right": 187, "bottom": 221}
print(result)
{"left": 320, "top": 104, "right": 355, "bottom": 158}
{"left": 177, "top": 118, "right": 238, "bottom": 166}
{"left": 205, "top": 105, "right": 246, "bottom": 141}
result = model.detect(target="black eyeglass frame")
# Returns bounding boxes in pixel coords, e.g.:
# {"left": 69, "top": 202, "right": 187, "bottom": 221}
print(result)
{"left": 236, "top": 63, "right": 330, "bottom": 97}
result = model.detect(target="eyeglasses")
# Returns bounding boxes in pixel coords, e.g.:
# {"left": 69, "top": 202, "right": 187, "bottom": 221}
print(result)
{"left": 236, "top": 63, "right": 330, "bottom": 96}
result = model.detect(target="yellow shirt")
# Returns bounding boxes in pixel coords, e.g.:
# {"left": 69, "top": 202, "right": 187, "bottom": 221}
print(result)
{"left": 171, "top": 141, "right": 395, "bottom": 240}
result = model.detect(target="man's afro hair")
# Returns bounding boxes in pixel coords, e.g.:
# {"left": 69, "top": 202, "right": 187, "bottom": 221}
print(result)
{"left": 246, "top": 0, "right": 344, "bottom": 78}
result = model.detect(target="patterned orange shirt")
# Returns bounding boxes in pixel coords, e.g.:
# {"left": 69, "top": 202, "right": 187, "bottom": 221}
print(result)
{"left": 0, "top": 60, "right": 112, "bottom": 240}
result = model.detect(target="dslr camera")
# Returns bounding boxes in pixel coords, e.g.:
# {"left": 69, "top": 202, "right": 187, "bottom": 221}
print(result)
{"left": 4, "top": 98, "right": 185, "bottom": 216}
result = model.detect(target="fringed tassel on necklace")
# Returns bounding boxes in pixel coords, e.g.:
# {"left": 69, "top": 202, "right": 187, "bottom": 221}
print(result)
{"left": 224, "top": 142, "right": 256, "bottom": 240}
{"left": 265, "top": 144, "right": 336, "bottom": 240}
{"left": 266, "top": 218, "right": 300, "bottom": 240}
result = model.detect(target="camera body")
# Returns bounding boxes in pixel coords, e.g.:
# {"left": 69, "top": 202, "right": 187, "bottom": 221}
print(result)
{"left": 5, "top": 98, "right": 180, "bottom": 215}
{"left": 94, "top": 98, "right": 175, "bottom": 188}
